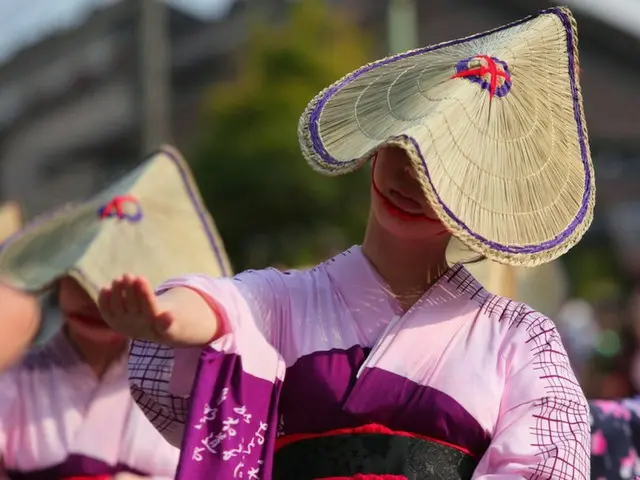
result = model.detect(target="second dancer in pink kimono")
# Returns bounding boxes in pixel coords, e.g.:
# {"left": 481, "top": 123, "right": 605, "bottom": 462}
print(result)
{"left": 0, "top": 147, "right": 232, "bottom": 479}
{"left": 100, "top": 7, "right": 593, "bottom": 480}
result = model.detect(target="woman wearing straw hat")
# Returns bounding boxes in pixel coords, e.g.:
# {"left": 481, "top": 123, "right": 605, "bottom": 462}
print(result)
{"left": 0, "top": 147, "right": 232, "bottom": 480}
{"left": 100, "top": 7, "right": 593, "bottom": 480}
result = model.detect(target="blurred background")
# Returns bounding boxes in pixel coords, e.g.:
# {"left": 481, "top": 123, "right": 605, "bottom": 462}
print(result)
{"left": 0, "top": 0, "right": 639, "bottom": 399}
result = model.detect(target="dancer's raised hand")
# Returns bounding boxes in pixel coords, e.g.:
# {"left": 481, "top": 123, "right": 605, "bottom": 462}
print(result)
{"left": 98, "top": 274, "right": 218, "bottom": 346}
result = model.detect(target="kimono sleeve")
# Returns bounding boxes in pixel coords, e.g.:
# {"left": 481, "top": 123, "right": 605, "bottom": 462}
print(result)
{"left": 129, "top": 268, "right": 291, "bottom": 447}
{"left": 472, "top": 306, "right": 590, "bottom": 480}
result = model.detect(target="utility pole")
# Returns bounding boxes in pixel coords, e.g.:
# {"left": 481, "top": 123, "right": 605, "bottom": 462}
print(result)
{"left": 137, "top": 0, "right": 171, "bottom": 155}
{"left": 387, "top": 0, "right": 419, "bottom": 55}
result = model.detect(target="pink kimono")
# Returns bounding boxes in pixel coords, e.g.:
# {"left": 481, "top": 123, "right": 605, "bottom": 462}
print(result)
{"left": 129, "top": 247, "right": 590, "bottom": 479}
{"left": 0, "top": 331, "right": 179, "bottom": 480}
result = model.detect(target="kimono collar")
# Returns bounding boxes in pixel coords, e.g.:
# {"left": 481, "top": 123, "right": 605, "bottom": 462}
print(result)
{"left": 325, "top": 246, "right": 489, "bottom": 316}
{"left": 24, "top": 327, "right": 128, "bottom": 382}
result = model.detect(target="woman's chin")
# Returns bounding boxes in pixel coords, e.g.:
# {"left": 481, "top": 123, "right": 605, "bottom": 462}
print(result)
{"left": 374, "top": 200, "right": 448, "bottom": 240}
{"left": 67, "top": 319, "right": 124, "bottom": 345}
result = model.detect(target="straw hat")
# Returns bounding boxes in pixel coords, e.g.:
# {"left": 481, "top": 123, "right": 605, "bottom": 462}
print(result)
{"left": 0, "top": 146, "right": 232, "bottom": 298}
{"left": 299, "top": 7, "right": 594, "bottom": 267}
{"left": 0, "top": 201, "right": 22, "bottom": 244}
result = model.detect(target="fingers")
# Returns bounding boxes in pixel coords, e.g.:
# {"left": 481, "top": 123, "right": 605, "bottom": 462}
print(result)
{"left": 100, "top": 275, "right": 157, "bottom": 308}
{"left": 108, "top": 276, "right": 127, "bottom": 316}
{"left": 135, "top": 277, "right": 157, "bottom": 318}
{"left": 100, "top": 275, "right": 145, "bottom": 319}
{"left": 135, "top": 278, "right": 172, "bottom": 332}
{"left": 123, "top": 274, "right": 141, "bottom": 314}
{"left": 98, "top": 275, "right": 168, "bottom": 341}
{"left": 97, "top": 287, "right": 112, "bottom": 318}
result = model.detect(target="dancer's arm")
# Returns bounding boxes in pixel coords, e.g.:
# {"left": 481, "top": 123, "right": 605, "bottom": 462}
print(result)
{"left": 98, "top": 275, "right": 220, "bottom": 347}
{"left": 472, "top": 310, "right": 590, "bottom": 479}
{"left": 99, "top": 269, "right": 292, "bottom": 446}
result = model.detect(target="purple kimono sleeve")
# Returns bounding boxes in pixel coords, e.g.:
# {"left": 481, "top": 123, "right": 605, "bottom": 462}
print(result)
{"left": 177, "top": 341, "right": 284, "bottom": 479}
{"left": 129, "top": 271, "right": 289, "bottom": 478}
{"left": 174, "top": 273, "right": 287, "bottom": 479}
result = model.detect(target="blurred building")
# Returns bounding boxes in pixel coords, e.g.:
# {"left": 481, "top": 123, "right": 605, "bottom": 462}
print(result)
{"left": 0, "top": 0, "right": 246, "bottom": 215}
{"left": 0, "top": 0, "right": 639, "bottom": 273}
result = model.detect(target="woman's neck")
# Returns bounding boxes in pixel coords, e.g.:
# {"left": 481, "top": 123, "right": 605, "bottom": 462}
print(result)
{"left": 362, "top": 214, "right": 450, "bottom": 311}
{"left": 64, "top": 326, "right": 127, "bottom": 379}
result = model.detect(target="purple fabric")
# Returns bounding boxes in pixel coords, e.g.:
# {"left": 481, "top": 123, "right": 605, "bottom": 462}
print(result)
{"left": 280, "top": 346, "right": 490, "bottom": 457}
{"left": 307, "top": 7, "right": 591, "bottom": 255}
{"left": 176, "top": 349, "right": 282, "bottom": 480}
{"left": 279, "top": 346, "right": 371, "bottom": 434}
{"left": 4, "top": 453, "right": 145, "bottom": 480}
{"left": 346, "top": 366, "right": 490, "bottom": 456}
{"left": 177, "top": 345, "right": 490, "bottom": 479}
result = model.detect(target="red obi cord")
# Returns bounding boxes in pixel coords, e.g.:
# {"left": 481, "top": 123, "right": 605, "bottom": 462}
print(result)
{"left": 276, "top": 423, "right": 475, "bottom": 480}
{"left": 318, "top": 475, "right": 407, "bottom": 480}
{"left": 63, "top": 476, "right": 111, "bottom": 480}
{"left": 275, "top": 422, "right": 474, "bottom": 457}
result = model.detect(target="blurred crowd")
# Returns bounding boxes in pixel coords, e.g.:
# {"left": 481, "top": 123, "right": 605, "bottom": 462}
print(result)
{"left": 562, "top": 289, "right": 640, "bottom": 399}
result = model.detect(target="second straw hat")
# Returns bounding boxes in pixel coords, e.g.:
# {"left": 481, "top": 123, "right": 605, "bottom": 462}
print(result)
{"left": 0, "top": 146, "right": 232, "bottom": 297}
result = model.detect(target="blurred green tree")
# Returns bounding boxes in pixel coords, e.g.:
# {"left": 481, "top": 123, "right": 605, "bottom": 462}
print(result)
{"left": 190, "top": 0, "right": 373, "bottom": 270}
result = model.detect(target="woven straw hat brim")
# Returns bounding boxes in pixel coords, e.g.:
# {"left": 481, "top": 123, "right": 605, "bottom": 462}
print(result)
{"left": 0, "top": 202, "right": 22, "bottom": 244}
{"left": 0, "top": 146, "right": 232, "bottom": 299}
{"left": 298, "top": 7, "right": 595, "bottom": 267}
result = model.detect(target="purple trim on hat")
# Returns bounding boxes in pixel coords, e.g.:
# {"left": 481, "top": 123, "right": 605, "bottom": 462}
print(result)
{"left": 307, "top": 8, "right": 591, "bottom": 254}
{"left": 0, "top": 204, "right": 71, "bottom": 254}
{"left": 4, "top": 453, "right": 146, "bottom": 480}
{"left": 161, "top": 149, "right": 231, "bottom": 275}
{"left": 454, "top": 56, "right": 511, "bottom": 98}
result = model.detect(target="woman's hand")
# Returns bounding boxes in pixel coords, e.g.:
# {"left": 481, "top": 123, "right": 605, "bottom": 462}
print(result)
{"left": 0, "top": 283, "right": 39, "bottom": 372}
{"left": 98, "top": 274, "right": 218, "bottom": 347}
{"left": 98, "top": 275, "right": 177, "bottom": 344}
